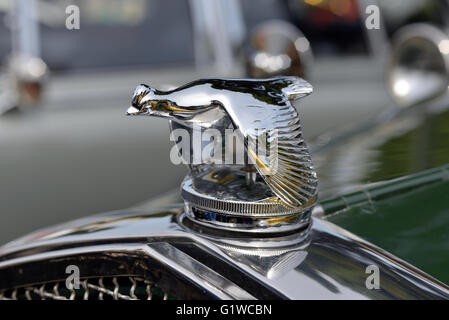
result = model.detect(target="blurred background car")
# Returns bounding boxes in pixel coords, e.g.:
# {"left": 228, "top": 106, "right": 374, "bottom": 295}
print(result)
{"left": 0, "top": 0, "right": 448, "bottom": 265}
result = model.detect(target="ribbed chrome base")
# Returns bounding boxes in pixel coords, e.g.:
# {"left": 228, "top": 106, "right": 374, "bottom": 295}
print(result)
{"left": 181, "top": 176, "right": 314, "bottom": 233}
{"left": 184, "top": 203, "right": 311, "bottom": 233}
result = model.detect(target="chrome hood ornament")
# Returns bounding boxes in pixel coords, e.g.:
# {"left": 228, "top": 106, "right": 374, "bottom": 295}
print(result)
{"left": 127, "top": 77, "right": 317, "bottom": 233}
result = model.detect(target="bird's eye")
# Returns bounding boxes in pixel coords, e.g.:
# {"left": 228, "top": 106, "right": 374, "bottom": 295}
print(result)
{"left": 137, "top": 95, "right": 144, "bottom": 104}
{"left": 131, "top": 95, "right": 142, "bottom": 108}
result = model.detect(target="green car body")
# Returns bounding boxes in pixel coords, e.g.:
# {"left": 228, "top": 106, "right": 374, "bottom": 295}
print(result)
{"left": 317, "top": 98, "right": 449, "bottom": 286}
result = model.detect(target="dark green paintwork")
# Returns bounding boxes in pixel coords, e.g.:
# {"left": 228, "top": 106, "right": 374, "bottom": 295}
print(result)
{"left": 322, "top": 163, "right": 449, "bottom": 285}
{"left": 316, "top": 96, "right": 449, "bottom": 285}
{"left": 364, "top": 109, "right": 449, "bottom": 183}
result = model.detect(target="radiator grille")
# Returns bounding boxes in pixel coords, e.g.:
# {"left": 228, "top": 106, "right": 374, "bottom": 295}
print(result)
{"left": 0, "top": 276, "right": 171, "bottom": 300}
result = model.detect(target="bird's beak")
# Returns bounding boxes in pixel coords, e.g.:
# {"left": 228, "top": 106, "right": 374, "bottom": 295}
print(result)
{"left": 126, "top": 106, "right": 142, "bottom": 116}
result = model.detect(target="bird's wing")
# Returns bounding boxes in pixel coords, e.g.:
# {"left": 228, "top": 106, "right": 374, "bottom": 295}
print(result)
{"left": 223, "top": 77, "right": 317, "bottom": 208}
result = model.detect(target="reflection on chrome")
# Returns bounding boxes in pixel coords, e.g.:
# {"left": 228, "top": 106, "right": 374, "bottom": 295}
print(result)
{"left": 388, "top": 23, "right": 449, "bottom": 107}
{"left": 245, "top": 20, "right": 313, "bottom": 79}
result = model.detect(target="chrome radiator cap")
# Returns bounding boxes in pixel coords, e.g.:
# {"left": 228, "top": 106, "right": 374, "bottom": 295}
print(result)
{"left": 127, "top": 77, "right": 317, "bottom": 233}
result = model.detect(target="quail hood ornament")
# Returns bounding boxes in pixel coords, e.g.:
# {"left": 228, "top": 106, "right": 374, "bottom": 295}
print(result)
{"left": 127, "top": 77, "right": 317, "bottom": 233}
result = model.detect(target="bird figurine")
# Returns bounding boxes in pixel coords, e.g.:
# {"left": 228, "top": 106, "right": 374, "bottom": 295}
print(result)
{"left": 126, "top": 76, "right": 317, "bottom": 209}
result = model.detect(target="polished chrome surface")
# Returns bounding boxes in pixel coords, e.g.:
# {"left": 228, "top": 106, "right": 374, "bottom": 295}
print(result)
{"left": 180, "top": 172, "right": 312, "bottom": 233}
{"left": 245, "top": 20, "right": 313, "bottom": 79}
{"left": 183, "top": 204, "right": 312, "bottom": 234}
{"left": 388, "top": 23, "right": 449, "bottom": 107}
{"left": 0, "top": 205, "right": 448, "bottom": 299}
{"left": 126, "top": 77, "right": 317, "bottom": 232}
{"left": 181, "top": 176, "right": 308, "bottom": 216}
